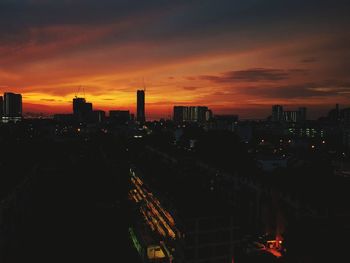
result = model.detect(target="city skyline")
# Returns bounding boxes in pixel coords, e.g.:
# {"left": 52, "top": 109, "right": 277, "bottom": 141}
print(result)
{"left": 1, "top": 1, "right": 350, "bottom": 119}
{"left": 2, "top": 2, "right": 350, "bottom": 262}
{"left": 0, "top": 89, "right": 344, "bottom": 121}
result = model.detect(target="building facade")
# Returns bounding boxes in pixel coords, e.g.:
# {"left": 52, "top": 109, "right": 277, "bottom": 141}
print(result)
{"left": 2, "top": 92, "right": 22, "bottom": 122}
{"left": 272, "top": 105, "right": 283, "bottom": 122}
{"left": 272, "top": 105, "right": 307, "bottom": 123}
{"left": 73, "top": 97, "right": 93, "bottom": 122}
{"left": 0, "top": 96, "right": 3, "bottom": 117}
{"left": 173, "top": 106, "right": 211, "bottom": 123}
{"left": 137, "top": 90, "right": 145, "bottom": 123}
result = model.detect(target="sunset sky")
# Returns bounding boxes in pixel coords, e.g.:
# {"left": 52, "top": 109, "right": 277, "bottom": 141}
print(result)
{"left": 1, "top": 0, "right": 350, "bottom": 119}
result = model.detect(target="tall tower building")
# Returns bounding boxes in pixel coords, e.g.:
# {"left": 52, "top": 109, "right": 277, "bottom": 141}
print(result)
{"left": 73, "top": 97, "right": 87, "bottom": 115}
{"left": 173, "top": 106, "right": 187, "bottom": 122}
{"left": 4, "top": 92, "right": 22, "bottom": 117}
{"left": 137, "top": 90, "right": 145, "bottom": 123}
{"left": 0, "top": 96, "right": 3, "bottom": 117}
{"left": 73, "top": 97, "right": 93, "bottom": 122}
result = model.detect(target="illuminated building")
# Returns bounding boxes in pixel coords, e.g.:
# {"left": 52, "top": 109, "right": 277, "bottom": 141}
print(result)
{"left": 137, "top": 90, "right": 145, "bottom": 123}
{"left": 2, "top": 92, "right": 22, "bottom": 123}
{"left": 286, "top": 126, "right": 325, "bottom": 138}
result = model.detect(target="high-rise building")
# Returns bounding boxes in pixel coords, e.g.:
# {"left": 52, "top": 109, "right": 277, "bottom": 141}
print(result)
{"left": 205, "top": 109, "right": 213, "bottom": 121}
{"left": 73, "top": 97, "right": 93, "bottom": 122}
{"left": 193, "top": 106, "right": 208, "bottom": 122}
{"left": 272, "top": 105, "right": 283, "bottom": 122}
{"left": 3, "top": 92, "right": 22, "bottom": 117}
{"left": 137, "top": 90, "right": 145, "bottom": 123}
{"left": 283, "top": 111, "right": 298, "bottom": 123}
{"left": 73, "top": 97, "right": 86, "bottom": 115}
{"left": 173, "top": 106, "right": 211, "bottom": 123}
{"left": 173, "top": 106, "right": 187, "bottom": 122}
{"left": 0, "top": 96, "right": 3, "bottom": 117}
{"left": 272, "top": 105, "right": 307, "bottom": 123}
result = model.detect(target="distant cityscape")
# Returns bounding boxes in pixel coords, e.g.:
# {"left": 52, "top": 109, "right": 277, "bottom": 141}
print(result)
{"left": 1, "top": 89, "right": 350, "bottom": 262}
{"left": 1, "top": 90, "right": 349, "bottom": 125}
{"left": 2, "top": 89, "right": 350, "bottom": 149}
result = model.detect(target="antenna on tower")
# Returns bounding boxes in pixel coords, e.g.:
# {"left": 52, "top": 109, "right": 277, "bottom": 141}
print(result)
{"left": 74, "top": 85, "right": 86, "bottom": 99}
{"left": 82, "top": 86, "right": 86, "bottom": 99}
{"left": 74, "top": 86, "right": 79, "bottom": 98}
{"left": 142, "top": 77, "right": 146, "bottom": 92}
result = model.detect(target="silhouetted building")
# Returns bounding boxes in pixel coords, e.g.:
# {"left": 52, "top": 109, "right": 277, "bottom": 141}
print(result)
{"left": 73, "top": 97, "right": 93, "bottom": 122}
{"left": 91, "top": 110, "right": 106, "bottom": 123}
{"left": 0, "top": 96, "right": 3, "bottom": 117}
{"left": 207, "top": 115, "right": 238, "bottom": 131}
{"left": 272, "top": 105, "right": 283, "bottom": 122}
{"left": 137, "top": 90, "right": 145, "bottom": 123}
{"left": 2, "top": 92, "right": 22, "bottom": 122}
{"left": 206, "top": 109, "right": 213, "bottom": 121}
{"left": 283, "top": 111, "right": 298, "bottom": 123}
{"left": 73, "top": 97, "right": 87, "bottom": 115}
{"left": 109, "top": 110, "right": 130, "bottom": 123}
{"left": 53, "top": 114, "right": 75, "bottom": 123}
{"left": 272, "top": 105, "right": 307, "bottom": 123}
{"left": 190, "top": 106, "right": 208, "bottom": 122}
{"left": 173, "top": 106, "right": 187, "bottom": 122}
{"left": 173, "top": 106, "right": 211, "bottom": 123}
{"left": 327, "top": 104, "right": 341, "bottom": 123}
{"left": 341, "top": 108, "right": 350, "bottom": 124}
{"left": 4, "top": 92, "right": 22, "bottom": 117}
{"left": 298, "top": 107, "right": 307, "bottom": 123}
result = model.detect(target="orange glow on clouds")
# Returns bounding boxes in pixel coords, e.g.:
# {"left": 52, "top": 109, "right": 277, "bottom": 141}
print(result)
{"left": 1, "top": 8, "right": 349, "bottom": 119}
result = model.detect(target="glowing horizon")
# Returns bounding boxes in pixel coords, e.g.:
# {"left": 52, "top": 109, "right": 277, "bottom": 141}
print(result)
{"left": 1, "top": 0, "right": 350, "bottom": 119}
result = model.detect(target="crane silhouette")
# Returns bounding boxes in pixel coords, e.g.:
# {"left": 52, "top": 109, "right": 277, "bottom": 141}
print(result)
{"left": 74, "top": 85, "right": 86, "bottom": 99}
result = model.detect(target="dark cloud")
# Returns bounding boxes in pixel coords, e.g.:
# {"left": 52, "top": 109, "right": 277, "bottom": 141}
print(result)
{"left": 183, "top": 86, "right": 199, "bottom": 90}
{"left": 200, "top": 68, "right": 295, "bottom": 83}
{"left": 237, "top": 80, "right": 350, "bottom": 99}
{"left": 1, "top": 0, "right": 349, "bottom": 47}
{"left": 301, "top": 57, "right": 318, "bottom": 63}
